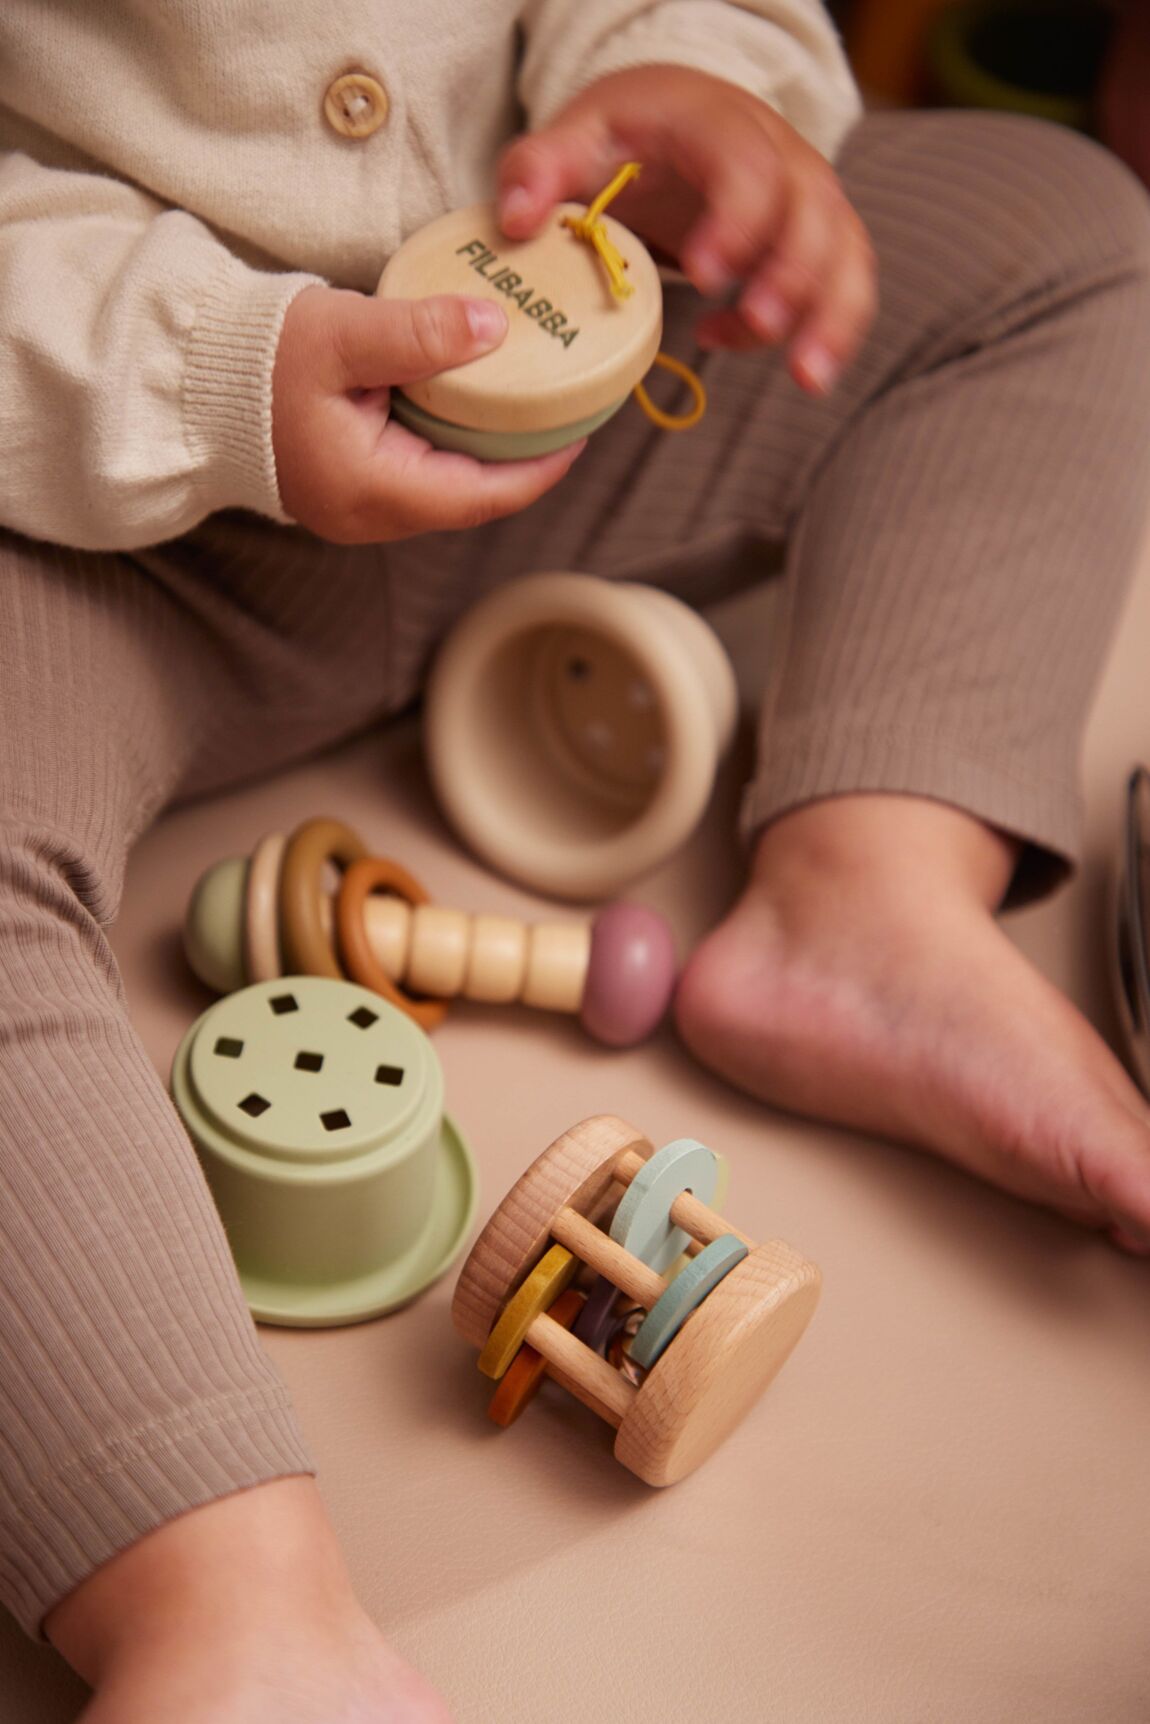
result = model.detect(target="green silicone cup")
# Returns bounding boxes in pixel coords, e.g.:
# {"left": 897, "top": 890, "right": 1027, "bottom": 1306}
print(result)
{"left": 171, "top": 976, "right": 477, "bottom": 1327}
{"left": 390, "top": 390, "right": 627, "bottom": 460}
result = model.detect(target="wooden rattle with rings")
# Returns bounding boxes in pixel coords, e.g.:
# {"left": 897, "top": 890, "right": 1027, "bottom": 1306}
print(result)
{"left": 453, "top": 1116, "right": 822, "bottom": 1485}
{"left": 183, "top": 816, "right": 678, "bottom": 1047}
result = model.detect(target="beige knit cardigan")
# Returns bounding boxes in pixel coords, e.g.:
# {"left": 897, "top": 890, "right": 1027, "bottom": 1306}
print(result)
{"left": 0, "top": 1, "right": 860, "bottom": 551}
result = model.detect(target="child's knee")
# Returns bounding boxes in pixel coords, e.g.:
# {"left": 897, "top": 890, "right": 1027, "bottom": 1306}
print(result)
{"left": 0, "top": 821, "right": 125, "bottom": 937}
{"left": 849, "top": 110, "right": 1150, "bottom": 326}
{"left": 986, "top": 114, "right": 1150, "bottom": 285}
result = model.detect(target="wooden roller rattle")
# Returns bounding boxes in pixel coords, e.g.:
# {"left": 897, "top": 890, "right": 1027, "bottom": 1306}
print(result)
{"left": 453, "top": 1117, "right": 822, "bottom": 1486}
{"left": 184, "top": 818, "right": 677, "bottom": 1047}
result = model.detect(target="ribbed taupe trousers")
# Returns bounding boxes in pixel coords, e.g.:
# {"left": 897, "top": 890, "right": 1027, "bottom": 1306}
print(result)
{"left": 3, "top": 113, "right": 1150, "bottom": 1637}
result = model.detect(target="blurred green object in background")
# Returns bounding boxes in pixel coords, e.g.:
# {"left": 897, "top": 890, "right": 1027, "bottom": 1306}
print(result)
{"left": 927, "top": 0, "right": 1113, "bottom": 129}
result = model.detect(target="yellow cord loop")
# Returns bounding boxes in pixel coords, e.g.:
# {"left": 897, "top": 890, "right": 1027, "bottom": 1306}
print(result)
{"left": 565, "top": 160, "right": 708, "bottom": 433}
{"left": 561, "top": 160, "right": 642, "bottom": 299}
{"left": 633, "top": 353, "right": 708, "bottom": 433}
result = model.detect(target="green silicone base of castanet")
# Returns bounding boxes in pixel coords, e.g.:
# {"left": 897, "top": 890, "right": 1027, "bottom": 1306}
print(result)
{"left": 391, "top": 391, "right": 626, "bottom": 461}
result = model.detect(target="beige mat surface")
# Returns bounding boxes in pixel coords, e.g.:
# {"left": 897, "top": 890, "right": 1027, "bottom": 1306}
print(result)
{"left": 3, "top": 545, "right": 1149, "bottom": 1723}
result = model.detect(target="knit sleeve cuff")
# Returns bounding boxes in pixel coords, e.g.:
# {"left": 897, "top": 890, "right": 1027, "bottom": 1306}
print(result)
{"left": 3, "top": 1383, "right": 314, "bottom": 1640}
{"left": 182, "top": 256, "right": 325, "bottom": 525}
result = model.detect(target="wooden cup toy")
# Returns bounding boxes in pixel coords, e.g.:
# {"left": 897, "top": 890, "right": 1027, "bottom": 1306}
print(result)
{"left": 425, "top": 572, "right": 739, "bottom": 899}
{"left": 184, "top": 817, "right": 678, "bottom": 1047}
{"left": 375, "top": 163, "right": 705, "bottom": 461}
{"left": 453, "top": 1117, "right": 822, "bottom": 1486}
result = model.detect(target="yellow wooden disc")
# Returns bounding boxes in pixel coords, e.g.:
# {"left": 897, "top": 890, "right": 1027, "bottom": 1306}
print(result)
{"left": 477, "top": 1243, "right": 579, "bottom": 1380}
{"left": 486, "top": 1286, "right": 585, "bottom": 1428}
{"left": 376, "top": 202, "right": 662, "bottom": 435}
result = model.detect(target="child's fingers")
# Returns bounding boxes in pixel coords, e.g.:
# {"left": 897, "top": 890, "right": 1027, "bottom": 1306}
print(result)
{"left": 695, "top": 205, "right": 876, "bottom": 383}
{"left": 353, "top": 422, "right": 587, "bottom": 539}
{"left": 497, "top": 116, "right": 614, "bottom": 237}
{"left": 332, "top": 293, "right": 508, "bottom": 389}
{"left": 788, "top": 229, "right": 879, "bottom": 394}
{"left": 736, "top": 172, "right": 845, "bottom": 345}
{"left": 673, "top": 128, "right": 790, "bottom": 295}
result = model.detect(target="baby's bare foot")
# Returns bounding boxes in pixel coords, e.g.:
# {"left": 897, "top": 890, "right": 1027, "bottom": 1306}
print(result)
{"left": 676, "top": 796, "right": 1150, "bottom": 1248}
{"left": 80, "top": 1626, "right": 445, "bottom": 1724}
{"left": 51, "top": 1478, "right": 451, "bottom": 1724}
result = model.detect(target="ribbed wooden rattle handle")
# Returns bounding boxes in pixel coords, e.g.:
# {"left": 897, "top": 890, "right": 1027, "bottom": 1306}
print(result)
{"left": 363, "top": 898, "right": 591, "bottom": 1013}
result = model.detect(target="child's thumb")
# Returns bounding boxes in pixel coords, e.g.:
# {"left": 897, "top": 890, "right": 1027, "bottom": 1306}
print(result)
{"left": 335, "top": 293, "right": 508, "bottom": 388}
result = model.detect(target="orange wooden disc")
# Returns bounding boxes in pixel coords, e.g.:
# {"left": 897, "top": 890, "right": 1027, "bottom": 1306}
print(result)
{"left": 336, "top": 856, "right": 449, "bottom": 1032}
{"left": 487, "top": 1288, "right": 584, "bottom": 1428}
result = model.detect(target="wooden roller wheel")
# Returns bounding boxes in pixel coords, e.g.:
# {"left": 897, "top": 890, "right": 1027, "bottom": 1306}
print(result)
{"left": 451, "top": 1114, "right": 653, "bottom": 1349}
{"left": 614, "top": 1241, "right": 822, "bottom": 1487}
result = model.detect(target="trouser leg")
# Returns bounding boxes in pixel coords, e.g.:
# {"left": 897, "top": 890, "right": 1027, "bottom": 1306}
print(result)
{"left": 0, "top": 533, "right": 312, "bottom": 1637}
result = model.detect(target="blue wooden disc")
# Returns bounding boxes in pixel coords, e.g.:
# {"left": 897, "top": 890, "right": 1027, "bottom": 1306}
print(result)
{"left": 629, "top": 1235, "right": 748, "bottom": 1371}
{"left": 610, "top": 1138, "right": 719, "bottom": 1276}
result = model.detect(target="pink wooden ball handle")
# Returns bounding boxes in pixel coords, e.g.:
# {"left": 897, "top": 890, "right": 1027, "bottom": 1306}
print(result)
{"left": 581, "top": 903, "right": 677, "bottom": 1047}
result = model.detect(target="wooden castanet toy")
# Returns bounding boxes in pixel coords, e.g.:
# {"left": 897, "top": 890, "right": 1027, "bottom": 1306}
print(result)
{"left": 375, "top": 162, "right": 705, "bottom": 462}
{"left": 183, "top": 817, "right": 677, "bottom": 1047}
{"left": 453, "top": 1117, "right": 822, "bottom": 1486}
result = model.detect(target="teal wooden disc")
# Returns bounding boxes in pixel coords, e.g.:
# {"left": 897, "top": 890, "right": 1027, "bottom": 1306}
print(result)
{"left": 610, "top": 1137, "right": 719, "bottom": 1276}
{"left": 629, "top": 1235, "right": 748, "bottom": 1371}
{"left": 390, "top": 390, "right": 626, "bottom": 461}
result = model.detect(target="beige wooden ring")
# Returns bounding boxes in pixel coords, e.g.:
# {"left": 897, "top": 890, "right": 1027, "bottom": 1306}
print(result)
{"left": 279, "top": 817, "right": 370, "bottom": 978}
{"left": 336, "top": 857, "right": 449, "bottom": 1033}
{"left": 478, "top": 1244, "right": 579, "bottom": 1379}
{"left": 244, "top": 831, "right": 286, "bottom": 984}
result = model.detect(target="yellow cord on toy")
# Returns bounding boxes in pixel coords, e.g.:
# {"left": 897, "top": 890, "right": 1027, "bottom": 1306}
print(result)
{"left": 633, "top": 354, "right": 708, "bottom": 432}
{"left": 561, "top": 161, "right": 642, "bottom": 299}
{"left": 565, "top": 160, "right": 708, "bottom": 433}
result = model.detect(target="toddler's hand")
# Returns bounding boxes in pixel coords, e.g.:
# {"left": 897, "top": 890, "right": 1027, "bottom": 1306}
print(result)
{"left": 272, "top": 286, "right": 585, "bottom": 542}
{"left": 498, "top": 67, "right": 876, "bottom": 395}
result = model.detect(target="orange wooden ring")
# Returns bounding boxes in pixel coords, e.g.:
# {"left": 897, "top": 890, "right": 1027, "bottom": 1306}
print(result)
{"left": 279, "top": 817, "right": 370, "bottom": 979}
{"left": 487, "top": 1288, "right": 584, "bottom": 1428}
{"left": 336, "top": 856, "right": 449, "bottom": 1032}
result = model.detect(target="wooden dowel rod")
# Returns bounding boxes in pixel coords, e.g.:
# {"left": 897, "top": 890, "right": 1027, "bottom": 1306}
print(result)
{"left": 613, "top": 1148, "right": 753, "bottom": 1248}
{"left": 527, "top": 1313, "right": 635, "bottom": 1428}
{"left": 672, "top": 1189, "right": 754, "bottom": 1249}
{"left": 551, "top": 1207, "right": 666, "bottom": 1308}
{"left": 614, "top": 1148, "right": 648, "bottom": 1187}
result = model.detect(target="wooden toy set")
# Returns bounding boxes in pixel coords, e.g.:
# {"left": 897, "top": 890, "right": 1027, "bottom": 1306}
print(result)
{"left": 165, "top": 183, "right": 816, "bottom": 1456}
{"left": 453, "top": 1117, "right": 821, "bottom": 1484}
{"left": 184, "top": 815, "right": 678, "bottom": 1047}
